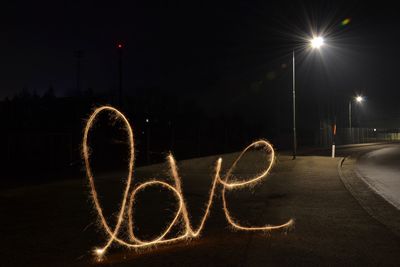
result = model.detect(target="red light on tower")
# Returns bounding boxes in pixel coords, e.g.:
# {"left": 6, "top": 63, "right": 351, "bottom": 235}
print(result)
{"left": 117, "top": 42, "right": 123, "bottom": 107}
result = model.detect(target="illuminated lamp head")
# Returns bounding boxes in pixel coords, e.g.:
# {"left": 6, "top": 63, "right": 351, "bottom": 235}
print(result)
{"left": 355, "top": 96, "right": 364, "bottom": 103}
{"left": 310, "top": 36, "right": 324, "bottom": 49}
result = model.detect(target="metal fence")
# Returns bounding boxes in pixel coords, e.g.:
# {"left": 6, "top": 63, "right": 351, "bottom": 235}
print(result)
{"left": 318, "top": 126, "right": 400, "bottom": 147}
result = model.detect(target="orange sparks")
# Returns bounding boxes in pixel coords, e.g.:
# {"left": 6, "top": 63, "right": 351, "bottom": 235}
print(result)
{"left": 82, "top": 106, "right": 294, "bottom": 259}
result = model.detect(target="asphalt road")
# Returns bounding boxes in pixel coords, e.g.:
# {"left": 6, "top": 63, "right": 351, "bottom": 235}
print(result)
{"left": 2, "top": 142, "right": 400, "bottom": 266}
{"left": 357, "top": 143, "right": 400, "bottom": 210}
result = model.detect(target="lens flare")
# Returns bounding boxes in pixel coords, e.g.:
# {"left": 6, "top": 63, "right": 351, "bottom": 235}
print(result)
{"left": 82, "top": 106, "right": 294, "bottom": 260}
{"left": 341, "top": 18, "right": 351, "bottom": 26}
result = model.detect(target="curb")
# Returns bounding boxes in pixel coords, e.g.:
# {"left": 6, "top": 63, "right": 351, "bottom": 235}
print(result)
{"left": 338, "top": 155, "right": 400, "bottom": 237}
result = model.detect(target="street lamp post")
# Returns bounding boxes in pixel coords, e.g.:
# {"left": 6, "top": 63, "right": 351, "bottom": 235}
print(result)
{"left": 292, "top": 36, "right": 325, "bottom": 160}
{"left": 349, "top": 100, "right": 352, "bottom": 129}
{"left": 349, "top": 95, "right": 364, "bottom": 143}
{"left": 292, "top": 50, "right": 297, "bottom": 159}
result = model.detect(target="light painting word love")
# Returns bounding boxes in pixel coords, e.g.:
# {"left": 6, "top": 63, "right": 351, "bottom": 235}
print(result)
{"left": 82, "top": 106, "right": 293, "bottom": 259}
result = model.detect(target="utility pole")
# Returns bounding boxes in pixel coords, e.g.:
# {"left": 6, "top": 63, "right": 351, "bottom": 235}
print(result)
{"left": 117, "top": 43, "right": 123, "bottom": 107}
{"left": 74, "top": 50, "right": 83, "bottom": 95}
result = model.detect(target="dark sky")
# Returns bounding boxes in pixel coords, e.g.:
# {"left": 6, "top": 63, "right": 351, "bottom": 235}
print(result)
{"left": 1, "top": 0, "right": 400, "bottom": 122}
{"left": 0, "top": 1, "right": 161, "bottom": 97}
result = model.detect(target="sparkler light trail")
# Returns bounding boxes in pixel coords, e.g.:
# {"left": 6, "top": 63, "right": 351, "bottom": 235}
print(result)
{"left": 82, "top": 106, "right": 294, "bottom": 260}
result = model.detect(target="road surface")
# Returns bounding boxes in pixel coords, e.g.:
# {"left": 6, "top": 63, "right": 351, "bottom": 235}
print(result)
{"left": 357, "top": 143, "right": 400, "bottom": 209}
{"left": 2, "top": 142, "right": 400, "bottom": 266}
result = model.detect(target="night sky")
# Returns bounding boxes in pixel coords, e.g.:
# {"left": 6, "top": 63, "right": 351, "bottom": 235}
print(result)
{"left": 1, "top": 1, "right": 400, "bottom": 123}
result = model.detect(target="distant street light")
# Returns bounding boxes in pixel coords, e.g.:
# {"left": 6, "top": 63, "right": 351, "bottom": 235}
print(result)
{"left": 292, "top": 35, "right": 325, "bottom": 159}
{"left": 349, "top": 95, "right": 364, "bottom": 129}
{"left": 349, "top": 95, "right": 365, "bottom": 143}
{"left": 145, "top": 117, "right": 151, "bottom": 164}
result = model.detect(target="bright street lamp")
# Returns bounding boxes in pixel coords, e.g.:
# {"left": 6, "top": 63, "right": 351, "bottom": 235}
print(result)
{"left": 292, "top": 35, "right": 325, "bottom": 159}
{"left": 310, "top": 36, "right": 324, "bottom": 49}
